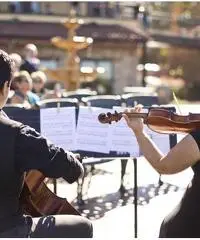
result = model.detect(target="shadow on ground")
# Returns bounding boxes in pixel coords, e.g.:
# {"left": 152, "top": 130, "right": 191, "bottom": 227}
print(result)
{"left": 73, "top": 182, "right": 183, "bottom": 220}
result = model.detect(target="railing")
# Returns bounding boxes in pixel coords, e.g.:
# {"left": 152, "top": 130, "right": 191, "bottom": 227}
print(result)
{"left": 0, "top": 3, "right": 137, "bottom": 20}
{"left": 0, "top": 3, "right": 200, "bottom": 37}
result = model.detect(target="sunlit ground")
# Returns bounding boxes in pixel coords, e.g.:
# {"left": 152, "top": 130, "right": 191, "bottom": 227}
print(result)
{"left": 48, "top": 157, "right": 192, "bottom": 239}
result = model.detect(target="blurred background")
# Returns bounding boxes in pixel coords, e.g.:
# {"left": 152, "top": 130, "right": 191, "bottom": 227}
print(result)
{"left": 2, "top": 1, "right": 200, "bottom": 105}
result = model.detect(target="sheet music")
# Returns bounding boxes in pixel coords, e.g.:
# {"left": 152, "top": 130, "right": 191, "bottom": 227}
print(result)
{"left": 40, "top": 107, "right": 76, "bottom": 151}
{"left": 110, "top": 106, "right": 139, "bottom": 157}
{"left": 143, "top": 124, "right": 170, "bottom": 155}
{"left": 152, "top": 133, "right": 170, "bottom": 155}
{"left": 175, "top": 104, "right": 200, "bottom": 114}
{"left": 175, "top": 104, "right": 199, "bottom": 143}
{"left": 75, "top": 106, "right": 112, "bottom": 153}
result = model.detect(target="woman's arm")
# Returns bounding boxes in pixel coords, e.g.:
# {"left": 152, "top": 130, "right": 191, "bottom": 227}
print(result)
{"left": 123, "top": 105, "right": 200, "bottom": 175}
{"left": 134, "top": 130, "right": 200, "bottom": 174}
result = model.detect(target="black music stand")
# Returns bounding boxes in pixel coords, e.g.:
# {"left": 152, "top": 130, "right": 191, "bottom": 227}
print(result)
{"left": 133, "top": 157, "right": 138, "bottom": 238}
{"left": 81, "top": 155, "right": 138, "bottom": 238}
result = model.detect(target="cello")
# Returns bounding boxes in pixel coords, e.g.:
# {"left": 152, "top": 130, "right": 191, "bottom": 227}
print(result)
{"left": 20, "top": 170, "right": 80, "bottom": 217}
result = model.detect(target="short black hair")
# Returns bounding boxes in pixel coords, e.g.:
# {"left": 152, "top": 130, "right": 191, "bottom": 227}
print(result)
{"left": 0, "top": 50, "right": 14, "bottom": 90}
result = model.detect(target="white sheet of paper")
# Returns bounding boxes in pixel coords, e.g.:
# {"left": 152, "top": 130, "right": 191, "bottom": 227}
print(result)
{"left": 175, "top": 104, "right": 200, "bottom": 114}
{"left": 142, "top": 109, "right": 171, "bottom": 155}
{"left": 40, "top": 107, "right": 76, "bottom": 151}
{"left": 151, "top": 133, "right": 170, "bottom": 155}
{"left": 173, "top": 104, "right": 199, "bottom": 143}
{"left": 110, "top": 106, "right": 139, "bottom": 157}
{"left": 177, "top": 133, "right": 186, "bottom": 142}
{"left": 75, "top": 106, "right": 112, "bottom": 153}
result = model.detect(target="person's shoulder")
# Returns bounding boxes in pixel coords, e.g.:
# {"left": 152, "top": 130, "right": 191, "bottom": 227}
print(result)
{"left": 20, "top": 59, "right": 28, "bottom": 67}
{"left": 28, "top": 91, "right": 39, "bottom": 99}
{"left": 20, "top": 60, "right": 36, "bottom": 73}
{"left": 27, "top": 91, "right": 40, "bottom": 104}
{"left": 10, "top": 94, "right": 22, "bottom": 103}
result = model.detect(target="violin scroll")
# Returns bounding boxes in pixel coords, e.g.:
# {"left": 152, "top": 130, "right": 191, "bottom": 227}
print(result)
{"left": 98, "top": 111, "right": 122, "bottom": 124}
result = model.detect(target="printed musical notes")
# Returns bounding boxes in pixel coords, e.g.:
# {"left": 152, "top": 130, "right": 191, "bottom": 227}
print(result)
{"left": 39, "top": 106, "right": 173, "bottom": 157}
{"left": 75, "top": 106, "right": 112, "bottom": 153}
{"left": 175, "top": 104, "right": 198, "bottom": 143}
{"left": 110, "top": 106, "right": 139, "bottom": 157}
{"left": 40, "top": 107, "right": 76, "bottom": 151}
{"left": 144, "top": 124, "right": 170, "bottom": 155}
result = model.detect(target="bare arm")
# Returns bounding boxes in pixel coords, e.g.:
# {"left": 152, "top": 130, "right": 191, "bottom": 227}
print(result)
{"left": 134, "top": 130, "right": 200, "bottom": 174}
{"left": 123, "top": 106, "right": 200, "bottom": 175}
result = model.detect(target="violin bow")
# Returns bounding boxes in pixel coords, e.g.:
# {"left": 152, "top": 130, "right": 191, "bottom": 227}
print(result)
{"left": 173, "top": 91, "right": 182, "bottom": 115}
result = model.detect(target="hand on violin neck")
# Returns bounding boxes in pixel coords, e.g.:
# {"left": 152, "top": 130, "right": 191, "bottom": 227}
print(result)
{"left": 122, "top": 105, "right": 144, "bottom": 135}
{"left": 74, "top": 153, "right": 81, "bottom": 162}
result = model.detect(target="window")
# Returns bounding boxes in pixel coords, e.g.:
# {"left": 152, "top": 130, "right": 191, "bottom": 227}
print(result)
{"left": 81, "top": 59, "right": 113, "bottom": 81}
{"left": 81, "top": 60, "right": 96, "bottom": 69}
{"left": 80, "top": 59, "right": 114, "bottom": 94}
{"left": 87, "top": 2, "right": 101, "bottom": 17}
{"left": 40, "top": 59, "right": 58, "bottom": 69}
{"left": 31, "top": 2, "right": 40, "bottom": 14}
{"left": 20, "top": 2, "right": 41, "bottom": 13}
{"left": 87, "top": 2, "right": 116, "bottom": 18}
{"left": 8, "top": 2, "right": 21, "bottom": 13}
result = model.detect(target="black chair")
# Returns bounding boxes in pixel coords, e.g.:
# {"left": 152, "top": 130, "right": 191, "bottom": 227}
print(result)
{"left": 3, "top": 104, "right": 25, "bottom": 118}
{"left": 82, "top": 95, "right": 122, "bottom": 108}
{"left": 4, "top": 103, "right": 24, "bottom": 108}
{"left": 123, "top": 86, "right": 155, "bottom": 95}
{"left": 121, "top": 94, "right": 159, "bottom": 107}
{"left": 37, "top": 98, "right": 79, "bottom": 108}
{"left": 3, "top": 104, "right": 41, "bottom": 133}
{"left": 62, "top": 89, "right": 97, "bottom": 102}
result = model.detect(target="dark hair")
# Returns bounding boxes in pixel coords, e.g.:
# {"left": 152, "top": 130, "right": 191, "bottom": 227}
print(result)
{"left": 0, "top": 50, "right": 14, "bottom": 90}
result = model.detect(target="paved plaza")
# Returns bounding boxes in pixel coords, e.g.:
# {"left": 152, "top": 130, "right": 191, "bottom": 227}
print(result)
{"left": 48, "top": 157, "right": 193, "bottom": 239}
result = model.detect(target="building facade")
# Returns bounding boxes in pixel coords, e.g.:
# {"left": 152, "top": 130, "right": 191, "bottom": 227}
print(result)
{"left": 0, "top": 2, "right": 147, "bottom": 94}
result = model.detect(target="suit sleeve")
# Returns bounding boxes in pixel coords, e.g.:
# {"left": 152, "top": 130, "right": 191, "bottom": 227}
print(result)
{"left": 15, "top": 125, "right": 84, "bottom": 183}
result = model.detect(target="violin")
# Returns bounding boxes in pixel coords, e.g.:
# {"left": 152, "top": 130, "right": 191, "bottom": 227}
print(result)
{"left": 98, "top": 108, "right": 200, "bottom": 134}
